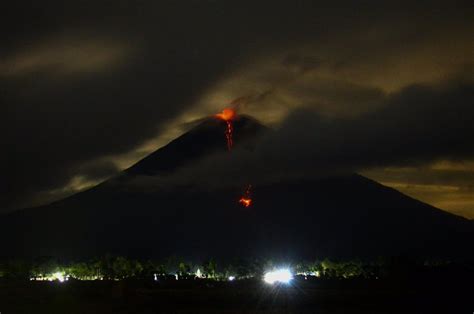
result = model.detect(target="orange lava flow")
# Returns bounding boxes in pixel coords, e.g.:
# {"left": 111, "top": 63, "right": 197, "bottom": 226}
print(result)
{"left": 239, "top": 184, "right": 252, "bottom": 207}
{"left": 239, "top": 197, "right": 252, "bottom": 207}
{"left": 216, "top": 108, "right": 253, "bottom": 207}
{"left": 224, "top": 121, "right": 233, "bottom": 150}
{"left": 215, "top": 108, "right": 236, "bottom": 151}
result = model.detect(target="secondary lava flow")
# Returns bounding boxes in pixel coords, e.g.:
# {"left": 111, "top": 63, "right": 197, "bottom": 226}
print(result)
{"left": 215, "top": 108, "right": 236, "bottom": 151}
{"left": 239, "top": 184, "right": 252, "bottom": 207}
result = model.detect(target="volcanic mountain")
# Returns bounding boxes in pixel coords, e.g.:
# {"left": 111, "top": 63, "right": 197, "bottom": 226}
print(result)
{"left": 1, "top": 115, "right": 472, "bottom": 260}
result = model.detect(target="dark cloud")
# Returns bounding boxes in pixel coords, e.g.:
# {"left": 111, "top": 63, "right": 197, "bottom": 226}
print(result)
{"left": 148, "top": 80, "right": 474, "bottom": 189}
{"left": 366, "top": 165, "right": 474, "bottom": 188}
{"left": 282, "top": 54, "right": 323, "bottom": 73}
{"left": 2, "top": 0, "right": 473, "bottom": 211}
{"left": 363, "top": 162, "right": 474, "bottom": 218}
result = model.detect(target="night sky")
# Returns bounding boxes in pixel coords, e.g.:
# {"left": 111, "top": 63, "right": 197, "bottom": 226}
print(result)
{"left": 2, "top": 1, "right": 473, "bottom": 218}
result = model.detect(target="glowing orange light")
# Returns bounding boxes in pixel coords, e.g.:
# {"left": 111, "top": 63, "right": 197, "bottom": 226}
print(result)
{"left": 216, "top": 109, "right": 254, "bottom": 207}
{"left": 215, "top": 108, "right": 236, "bottom": 151}
{"left": 239, "top": 184, "right": 252, "bottom": 207}
{"left": 239, "top": 197, "right": 252, "bottom": 207}
{"left": 215, "top": 108, "right": 236, "bottom": 121}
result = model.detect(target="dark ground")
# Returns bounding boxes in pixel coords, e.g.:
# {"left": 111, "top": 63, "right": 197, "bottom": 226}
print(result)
{"left": 1, "top": 278, "right": 472, "bottom": 314}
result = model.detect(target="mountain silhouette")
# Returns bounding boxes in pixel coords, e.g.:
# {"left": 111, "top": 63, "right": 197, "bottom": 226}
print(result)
{"left": 1, "top": 115, "right": 472, "bottom": 261}
{"left": 125, "top": 115, "right": 266, "bottom": 176}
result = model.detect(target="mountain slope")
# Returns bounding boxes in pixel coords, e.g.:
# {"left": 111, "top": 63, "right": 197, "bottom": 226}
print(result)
{"left": 1, "top": 116, "right": 472, "bottom": 260}
{"left": 125, "top": 115, "right": 266, "bottom": 176}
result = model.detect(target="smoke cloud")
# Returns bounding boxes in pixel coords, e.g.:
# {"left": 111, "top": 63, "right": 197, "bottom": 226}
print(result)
{"left": 136, "top": 80, "right": 474, "bottom": 190}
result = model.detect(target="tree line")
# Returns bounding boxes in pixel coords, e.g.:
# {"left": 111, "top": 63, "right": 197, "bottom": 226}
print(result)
{"left": 0, "top": 255, "right": 458, "bottom": 281}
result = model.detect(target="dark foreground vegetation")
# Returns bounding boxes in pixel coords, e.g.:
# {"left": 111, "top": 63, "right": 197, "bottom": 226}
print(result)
{"left": 1, "top": 256, "right": 473, "bottom": 313}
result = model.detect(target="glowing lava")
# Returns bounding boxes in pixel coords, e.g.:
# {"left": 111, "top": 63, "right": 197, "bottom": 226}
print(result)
{"left": 239, "top": 184, "right": 252, "bottom": 207}
{"left": 239, "top": 197, "right": 252, "bottom": 207}
{"left": 215, "top": 108, "right": 236, "bottom": 121}
{"left": 215, "top": 108, "right": 236, "bottom": 151}
{"left": 215, "top": 109, "right": 254, "bottom": 207}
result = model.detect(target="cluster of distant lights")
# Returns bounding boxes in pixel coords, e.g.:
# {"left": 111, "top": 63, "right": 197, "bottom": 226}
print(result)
{"left": 30, "top": 272, "right": 69, "bottom": 282}
{"left": 154, "top": 269, "right": 237, "bottom": 282}
{"left": 30, "top": 271, "right": 103, "bottom": 282}
{"left": 153, "top": 267, "right": 295, "bottom": 285}
{"left": 30, "top": 268, "right": 302, "bottom": 285}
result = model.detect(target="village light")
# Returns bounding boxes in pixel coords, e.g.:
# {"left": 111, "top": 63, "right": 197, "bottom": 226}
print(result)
{"left": 53, "top": 271, "right": 66, "bottom": 282}
{"left": 228, "top": 276, "right": 235, "bottom": 281}
{"left": 195, "top": 268, "right": 203, "bottom": 278}
{"left": 263, "top": 268, "right": 293, "bottom": 284}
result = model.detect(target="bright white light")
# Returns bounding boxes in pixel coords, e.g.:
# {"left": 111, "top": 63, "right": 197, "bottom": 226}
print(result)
{"left": 196, "top": 268, "right": 203, "bottom": 278}
{"left": 53, "top": 272, "right": 65, "bottom": 282}
{"left": 228, "top": 276, "right": 235, "bottom": 281}
{"left": 263, "top": 269, "right": 293, "bottom": 284}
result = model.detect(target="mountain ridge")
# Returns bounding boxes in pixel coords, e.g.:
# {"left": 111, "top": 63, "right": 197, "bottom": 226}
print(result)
{"left": 1, "top": 115, "right": 472, "bottom": 260}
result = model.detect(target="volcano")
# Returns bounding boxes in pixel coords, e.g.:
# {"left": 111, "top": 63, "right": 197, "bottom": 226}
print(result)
{"left": 1, "top": 115, "right": 472, "bottom": 260}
